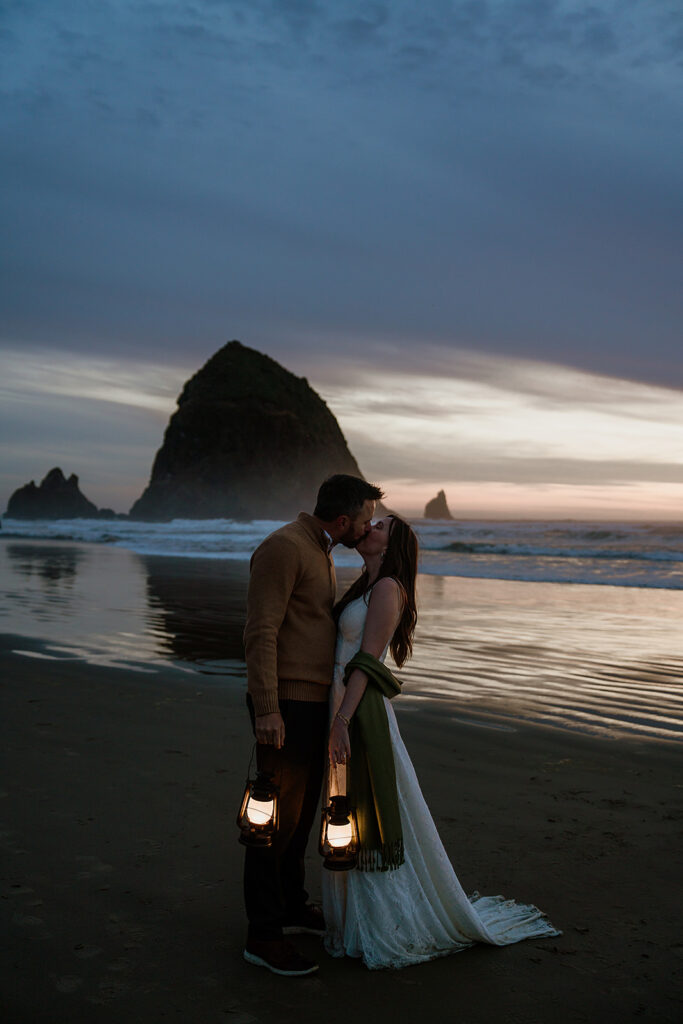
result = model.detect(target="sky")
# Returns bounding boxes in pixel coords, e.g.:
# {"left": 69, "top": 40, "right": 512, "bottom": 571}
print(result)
{"left": 1, "top": 1, "right": 682, "bottom": 519}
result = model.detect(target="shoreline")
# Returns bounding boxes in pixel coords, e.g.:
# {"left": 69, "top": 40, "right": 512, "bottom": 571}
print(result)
{"left": 4, "top": 627, "right": 679, "bottom": 744}
{"left": 2, "top": 538, "right": 683, "bottom": 745}
{"left": 2, "top": 640, "right": 682, "bottom": 1023}
{"left": 4, "top": 626, "right": 683, "bottom": 750}
{"left": 2, "top": 523, "right": 682, "bottom": 591}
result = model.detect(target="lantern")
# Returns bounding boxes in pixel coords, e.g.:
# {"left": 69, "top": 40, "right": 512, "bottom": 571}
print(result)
{"left": 237, "top": 768, "right": 279, "bottom": 847}
{"left": 320, "top": 794, "right": 358, "bottom": 871}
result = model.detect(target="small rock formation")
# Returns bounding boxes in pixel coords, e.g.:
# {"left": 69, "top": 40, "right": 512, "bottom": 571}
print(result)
{"left": 129, "top": 340, "right": 364, "bottom": 520}
{"left": 6, "top": 468, "right": 100, "bottom": 519}
{"left": 424, "top": 489, "right": 453, "bottom": 520}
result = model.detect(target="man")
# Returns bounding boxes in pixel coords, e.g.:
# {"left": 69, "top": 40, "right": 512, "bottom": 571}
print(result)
{"left": 242, "top": 474, "right": 383, "bottom": 976}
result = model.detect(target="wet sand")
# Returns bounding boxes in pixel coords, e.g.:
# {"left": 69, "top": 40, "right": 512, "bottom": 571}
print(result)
{"left": 2, "top": 633, "right": 682, "bottom": 1024}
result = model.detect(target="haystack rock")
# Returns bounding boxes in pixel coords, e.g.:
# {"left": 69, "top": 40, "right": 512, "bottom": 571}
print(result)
{"left": 129, "top": 340, "right": 363, "bottom": 520}
{"left": 424, "top": 489, "right": 453, "bottom": 520}
{"left": 6, "top": 468, "right": 99, "bottom": 519}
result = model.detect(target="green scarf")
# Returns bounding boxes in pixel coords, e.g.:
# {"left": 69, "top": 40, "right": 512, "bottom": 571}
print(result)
{"left": 343, "top": 650, "right": 404, "bottom": 872}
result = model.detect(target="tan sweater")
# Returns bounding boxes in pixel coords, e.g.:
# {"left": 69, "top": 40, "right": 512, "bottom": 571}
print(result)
{"left": 243, "top": 512, "right": 337, "bottom": 716}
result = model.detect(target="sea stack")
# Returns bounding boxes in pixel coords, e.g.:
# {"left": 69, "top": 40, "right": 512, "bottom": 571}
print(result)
{"left": 129, "top": 340, "right": 363, "bottom": 520}
{"left": 5, "top": 468, "right": 100, "bottom": 519}
{"left": 424, "top": 489, "right": 453, "bottom": 520}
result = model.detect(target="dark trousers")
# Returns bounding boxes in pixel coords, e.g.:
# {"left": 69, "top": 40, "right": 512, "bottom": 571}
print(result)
{"left": 244, "top": 696, "right": 328, "bottom": 942}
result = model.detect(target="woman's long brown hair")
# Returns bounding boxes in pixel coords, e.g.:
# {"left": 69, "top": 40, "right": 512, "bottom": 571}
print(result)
{"left": 333, "top": 514, "right": 418, "bottom": 667}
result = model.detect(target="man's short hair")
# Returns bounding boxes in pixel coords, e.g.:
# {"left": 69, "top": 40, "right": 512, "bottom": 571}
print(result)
{"left": 314, "top": 474, "right": 384, "bottom": 521}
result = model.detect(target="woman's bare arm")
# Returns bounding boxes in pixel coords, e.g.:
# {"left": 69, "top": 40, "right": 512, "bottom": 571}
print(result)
{"left": 328, "top": 577, "right": 403, "bottom": 764}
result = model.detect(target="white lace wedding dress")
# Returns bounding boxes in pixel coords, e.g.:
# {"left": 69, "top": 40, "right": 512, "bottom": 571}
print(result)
{"left": 322, "top": 594, "right": 561, "bottom": 970}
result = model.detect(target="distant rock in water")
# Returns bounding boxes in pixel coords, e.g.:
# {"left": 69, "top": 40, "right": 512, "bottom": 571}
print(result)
{"left": 424, "top": 489, "right": 453, "bottom": 520}
{"left": 6, "top": 468, "right": 100, "bottom": 519}
{"left": 129, "top": 340, "right": 363, "bottom": 520}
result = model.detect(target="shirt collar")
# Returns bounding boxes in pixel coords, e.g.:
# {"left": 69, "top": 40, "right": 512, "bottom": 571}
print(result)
{"left": 296, "top": 512, "right": 335, "bottom": 554}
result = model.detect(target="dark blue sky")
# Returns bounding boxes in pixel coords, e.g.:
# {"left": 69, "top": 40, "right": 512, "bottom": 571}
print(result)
{"left": 2, "top": 0, "right": 682, "bottom": 381}
{"left": 1, "top": 1, "right": 682, "bottom": 515}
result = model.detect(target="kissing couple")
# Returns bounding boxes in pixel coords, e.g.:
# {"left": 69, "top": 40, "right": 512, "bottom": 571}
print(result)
{"left": 242, "top": 474, "right": 559, "bottom": 975}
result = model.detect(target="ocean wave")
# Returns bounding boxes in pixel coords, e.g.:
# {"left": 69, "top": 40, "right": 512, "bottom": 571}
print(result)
{"left": 2, "top": 516, "right": 682, "bottom": 589}
{"left": 435, "top": 540, "right": 683, "bottom": 563}
{"left": 416, "top": 556, "right": 683, "bottom": 590}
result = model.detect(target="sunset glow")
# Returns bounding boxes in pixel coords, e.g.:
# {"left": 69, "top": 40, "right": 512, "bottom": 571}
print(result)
{"left": 318, "top": 356, "right": 683, "bottom": 519}
{"left": 2, "top": 347, "right": 681, "bottom": 520}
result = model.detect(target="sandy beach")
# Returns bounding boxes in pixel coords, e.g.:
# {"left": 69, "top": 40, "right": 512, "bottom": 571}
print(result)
{"left": 2, "top": 542, "right": 683, "bottom": 1022}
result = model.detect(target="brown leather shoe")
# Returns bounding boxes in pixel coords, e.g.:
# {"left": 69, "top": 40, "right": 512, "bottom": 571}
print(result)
{"left": 243, "top": 938, "right": 319, "bottom": 977}
{"left": 282, "top": 903, "right": 325, "bottom": 935}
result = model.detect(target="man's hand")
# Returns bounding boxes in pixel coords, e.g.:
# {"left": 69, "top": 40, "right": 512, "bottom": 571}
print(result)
{"left": 255, "top": 711, "right": 285, "bottom": 749}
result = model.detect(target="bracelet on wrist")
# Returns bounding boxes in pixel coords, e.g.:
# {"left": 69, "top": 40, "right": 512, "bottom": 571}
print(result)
{"left": 335, "top": 711, "right": 351, "bottom": 728}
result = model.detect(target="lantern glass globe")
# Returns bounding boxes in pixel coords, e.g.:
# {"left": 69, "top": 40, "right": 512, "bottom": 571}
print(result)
{"left": 246, "top": 797, "right": 274, "bottom": 826}
{"left": 327, "top": 820, "right": 354, "bottom": 848}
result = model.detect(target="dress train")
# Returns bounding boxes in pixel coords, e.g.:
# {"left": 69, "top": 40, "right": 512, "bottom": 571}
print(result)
{"left": 322, "top": 595, "right": 561, "bottom": 970}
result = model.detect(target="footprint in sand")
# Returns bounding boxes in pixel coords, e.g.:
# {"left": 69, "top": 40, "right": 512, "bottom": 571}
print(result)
{"left": 12, "top": 911, "right": 51, "bottom": 938}
{"left": 75, "top": 855, "right": 114, "bottom": 879}
{"left": 222, "top": 1008, "right": 257, "bottom": 1023}
{"left": 106, "top": 957, "right": 132, "bottom": 972}
{"left": 0, "top": 829, "right": 28, "bottom": 855}
{"left": 53, "top": 975, "right": 84, "bottom": 994}
{"left": 74, "top": 943, "right": 103, "bottom": 959}
{"left": 98, "top": 978, "right": 130, "bottom": 999}
{"left": 12, "top": 912, "right": 45, "bottom": 928}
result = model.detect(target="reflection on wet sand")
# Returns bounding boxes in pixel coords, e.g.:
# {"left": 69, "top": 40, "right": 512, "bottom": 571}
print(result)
{"left": 2, "top": 540, "right": 683, "bottom": 741}
{"left": 6, "top": 542, "right": 86, "bottom": 587}
{"left": 0, "top": 541, "right": 254, "bottom": 673}
{"left": 402, "top": 574, "right": 683, "bottom": 741}
{"left": 139, "top": 560, "right": 358, "bottom": 671}
{"left": 140, "top": 555, "right": 249, "bottom": 670}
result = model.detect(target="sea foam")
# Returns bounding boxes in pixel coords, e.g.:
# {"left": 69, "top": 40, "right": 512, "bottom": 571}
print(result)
{"left": 1, "top": 517, "right": 681, "bottom": 589}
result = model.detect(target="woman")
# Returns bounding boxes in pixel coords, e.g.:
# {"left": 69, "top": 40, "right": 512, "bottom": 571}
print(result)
{"left": 323, "top": 515, "right": 560, "bottom": 970}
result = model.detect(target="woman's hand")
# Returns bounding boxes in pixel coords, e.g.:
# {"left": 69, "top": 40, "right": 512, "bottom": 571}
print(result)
{"left": 329, "top": 714, "right": 352, "bottom": 765}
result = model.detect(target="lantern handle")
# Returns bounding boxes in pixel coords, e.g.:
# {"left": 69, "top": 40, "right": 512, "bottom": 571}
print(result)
{"left": 330, "top": 757, "right": 349, "bottom": 795}
{"left": 245, "top": 742, "right": 282, "bottom": 794}
{"left": 245, "top": 741, "right": 257, "bottom": 782}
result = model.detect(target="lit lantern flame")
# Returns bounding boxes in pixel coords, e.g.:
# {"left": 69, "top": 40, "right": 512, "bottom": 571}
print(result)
{"left": 320, "top": 794, "right": 358, "bottom": 870}
{"left": 326, "top": 820, "right": 354, "bottom": 848}
{"left": 246, "top": 797, "right": 274, "bottom": 827}
{"left": 237, "top": 769, "right": 279, "bottom": 847}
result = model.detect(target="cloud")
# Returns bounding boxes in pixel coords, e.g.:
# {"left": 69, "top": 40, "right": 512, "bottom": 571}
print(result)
{"left": 316, "top": 354, "right": 683, "bottom": 505}
{"left": 5, "top": 2, "right": 682, "bottom": 119}
{"left": 0, "top": 0, "right": 682, "bottom": 397}
{"left": 0, "top": 393, "right": 165, "bottom": 513}
{"left": 0, "top": 347, "right": 186, "bottom": 413}
{"left": 352, "top": 434, "right": 683, "bottom": 487}
{"left": 332, "top": 6, "right": 389, "bottom": 47}
{"left": 0, "top": 346, "right": 190, "bottom": 509}
{"left": 1, "top": 341, "right": 682, "bottom": 519}
{"left": 302, "top": 342, "right": 683, "bottom": 420}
